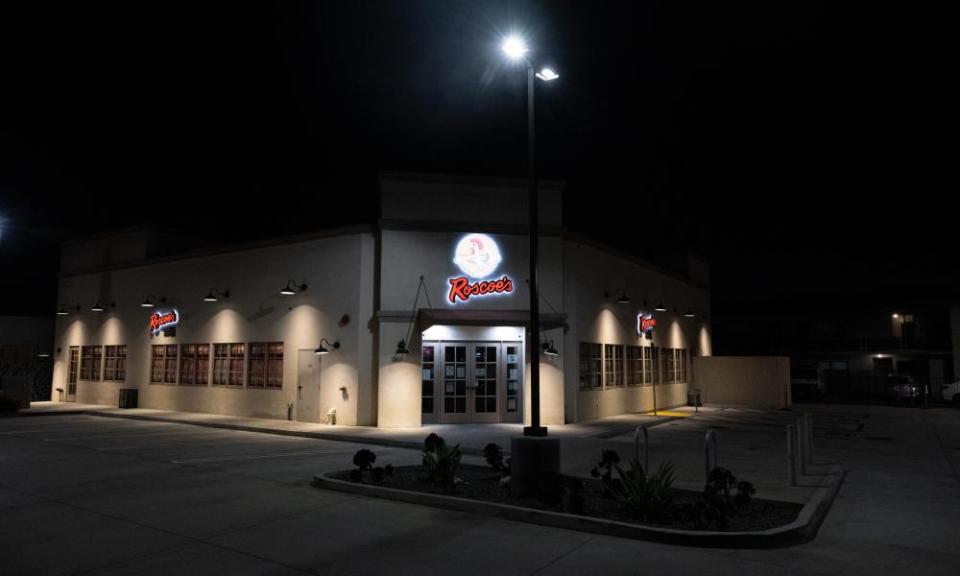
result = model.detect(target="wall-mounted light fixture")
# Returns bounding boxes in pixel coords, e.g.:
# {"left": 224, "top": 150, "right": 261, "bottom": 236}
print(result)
{"left": 57, "top": 305, "right": 80, "bottom": 316}
{"left": 604, "top": 290, "right": 631, "bottom": 305}
{"left": 313, "top": 338, "right": 340, "bottom": 356}
{"left": 91, "top": 301, "right": 115, "bottom": 312}
{"left": 542, "top": 340, "right": 559, "bottom": 356}
{"left": 654, "top": 302, "right": 668, "bottom": 312}
{"left": 280, "top": 280, "right": 308, "bottom": 296}
{"left": 684, "top": 309, "right": 696, "bottom": 318}
{"left": 395, "top": 275, "right": 432, "bottom": 358}
{"left": 204, "top": 289, "right": 230, "bottom": 302}
{"left": 140, "top": 295, "right": 166, "bottom": 308}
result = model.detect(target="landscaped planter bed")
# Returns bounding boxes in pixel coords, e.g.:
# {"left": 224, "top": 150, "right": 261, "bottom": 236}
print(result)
{"left": 324, "top": 464, "right": 802, "bottom": 533}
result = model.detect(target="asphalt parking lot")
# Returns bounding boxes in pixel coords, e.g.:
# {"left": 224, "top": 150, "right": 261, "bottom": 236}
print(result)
{"left": 1, "top": 405, "right": 959, "bottom": 575}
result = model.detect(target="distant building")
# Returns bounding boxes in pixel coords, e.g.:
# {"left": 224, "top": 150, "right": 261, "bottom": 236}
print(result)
{"left": 0, "top": 315, "right": 54, "bottom": 405}
{"left": 788, "top": 305, "right": 957, "bottom": 401}
{"left": 48, "top": 174, "right": 712, "bottom": 425}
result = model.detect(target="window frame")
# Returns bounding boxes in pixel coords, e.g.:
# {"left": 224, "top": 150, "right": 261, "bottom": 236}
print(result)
{"left": 80, "top": 345, "right": 102, "bottom": 381}
{"left": 103, "top": 345, "right": 126, "bottom": 382}
{"left": 604, "top": 344, "right": 624, "bottom": 388}
{"left": 578, "top": 342, "right": 602, "bottom": 389}
{"left": 213, "top": 343, "right": 245, "bottom": 387}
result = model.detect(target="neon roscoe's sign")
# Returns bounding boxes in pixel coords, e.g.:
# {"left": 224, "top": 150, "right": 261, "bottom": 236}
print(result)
{"left": 447, "top": 233, "right": 515, "bottom": 304}
{"left": 149, "top": 309, "right": 179, "bottom": 334}
{"left": 637, "top": 314, "right": 656, "bottom": 334}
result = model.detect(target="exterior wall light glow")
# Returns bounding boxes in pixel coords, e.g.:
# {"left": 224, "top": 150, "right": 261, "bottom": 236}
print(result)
{"left": 140, "top": 295, "right": 165, "bottom": 308}
{"left": 280, "top": 280, "right": 308, "bottom": 296}
{"left": 314, "top": 338, "right": 340, "bottom": 356}
{"left": 204, "top": 289, "right": 230, "bottom": 302}
{"left": 605, "top": 290, "right": 631, "bottom": 304}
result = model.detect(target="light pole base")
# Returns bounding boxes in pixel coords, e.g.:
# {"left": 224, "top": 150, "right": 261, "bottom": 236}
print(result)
{"left": 510, "top": 436, "right": 560, "bottom": 498}
{"left": 523, "top": 425, "right": 548, "bottom": 437}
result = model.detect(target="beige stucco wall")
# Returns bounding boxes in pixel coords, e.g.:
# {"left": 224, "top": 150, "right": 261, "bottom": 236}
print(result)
{"left": 52, "top": 232, "right": 374, "bottom": 423}
{"left": 564, "top": 240, "right": 711, "bottom": 422}
{"left": 692, "top": 356, "right": 791, "bottom": 409}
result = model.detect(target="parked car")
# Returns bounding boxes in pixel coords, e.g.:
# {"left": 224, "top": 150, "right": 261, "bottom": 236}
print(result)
{"left": 940, "top": 381, "right": 960, "bottom": 403}
{"left": 886, "top": 374, "right": 919, "bottom": 401}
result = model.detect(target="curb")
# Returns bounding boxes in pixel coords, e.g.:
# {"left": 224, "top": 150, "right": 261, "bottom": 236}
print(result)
{"left": 313, "top": 465, "right": 846, "bottom": 549}
{"left": 73, "top": 409, "right": 489, "bottom": 455}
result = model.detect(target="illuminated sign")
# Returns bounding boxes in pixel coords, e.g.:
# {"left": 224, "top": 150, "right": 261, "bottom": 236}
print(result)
{"left": 448, "top": 233, "right": 514, "bottom": 304}
{"left": 637, "top": 314, "right": 656, "bottom": 334}
{"left": 448, "top": 275, "right": 514, "bottom": 304}
{"left": 149, "top": 309, "right": 179, "bottom": 334}
{"left": 454, "top": 233, "right": 502, "bottom": 278}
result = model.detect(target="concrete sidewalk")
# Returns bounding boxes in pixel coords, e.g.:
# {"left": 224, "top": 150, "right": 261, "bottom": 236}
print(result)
{"left": 21, "top": 401, "right": 833, "bottom": 503}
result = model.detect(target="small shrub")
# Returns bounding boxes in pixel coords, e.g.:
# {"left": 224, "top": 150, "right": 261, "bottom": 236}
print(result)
{"left": 681, "top": 466, "right": 756, "bottom": 530}
{"left": 482, "top": 443, "right": 506, "bottom": 473}
{"left": 612, "top": 457, "right": 675, "bottom": 522}
{"left": 352, "top": 449, "right": 376, "bottom": 472}
{"left": 735, "top": 480, "right": 756, "bottom": 507}
{"left": 422, "top": 433, "right": 462, "bottom": 489}
{"left": 424, "top": 432, "right": 445, "bottom": 453}
{"left": 590, "top": 449, "right": 621, "bottom": 497}
{"left": 371, "top": 466, "right": 385, "bottom": 484}
{"left": 349, "top": 469, "right": 363, "bottom": 483}
{"left": 384, "top": 464, "right": 394, "bottom": 477}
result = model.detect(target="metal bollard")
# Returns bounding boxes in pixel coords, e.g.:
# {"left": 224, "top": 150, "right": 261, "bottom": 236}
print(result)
{"left": 797, "top": 416, "right": 808, "bottom": 475}
{"left": 705, "top": 429, "right": 719, "bottom": 482}
{"left": 787, "top": 424, "right": 797, "bottom": 486}
{"left": 634, "top": 425, "right": 649, "bottom": 472}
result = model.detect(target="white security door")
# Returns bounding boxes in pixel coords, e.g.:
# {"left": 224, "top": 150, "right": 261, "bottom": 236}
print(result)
{"left": 296, "top": 350, "right": 321, "bottom": 423}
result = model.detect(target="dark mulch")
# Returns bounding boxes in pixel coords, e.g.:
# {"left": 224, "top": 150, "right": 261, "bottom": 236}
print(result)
{"left": 325, "top": 464, "right": 802, "bottom": 532}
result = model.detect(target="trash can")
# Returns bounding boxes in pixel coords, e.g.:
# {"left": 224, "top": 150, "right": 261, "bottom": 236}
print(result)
{"left": 118, "top": 388, "right": 138, "bottom": 409}
{"left": 687, "top": 389, "right": 702, "bottom": 407}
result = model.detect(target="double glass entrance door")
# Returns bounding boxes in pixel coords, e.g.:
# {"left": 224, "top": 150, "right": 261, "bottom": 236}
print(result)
{"left": 422, "top": 341, "right": 522, "bottom": 424}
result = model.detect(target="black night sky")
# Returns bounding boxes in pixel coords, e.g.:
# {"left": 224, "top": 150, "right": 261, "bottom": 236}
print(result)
{"left": 0, "top": 2, "right": 953, "bottom": 347}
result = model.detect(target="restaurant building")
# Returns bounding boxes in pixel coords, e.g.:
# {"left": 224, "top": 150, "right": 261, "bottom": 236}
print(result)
{"left": 49, "top": 173, "right": 712, "bottom": 426}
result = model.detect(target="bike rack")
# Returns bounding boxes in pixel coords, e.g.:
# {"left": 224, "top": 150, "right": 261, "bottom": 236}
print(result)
{"left": 634, "top": 425, "right": 649, "bottom": 472}
{"left": 705, "top": 429, "right": 719, "bottom": 482}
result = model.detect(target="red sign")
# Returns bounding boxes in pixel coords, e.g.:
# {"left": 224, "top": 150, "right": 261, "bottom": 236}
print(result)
{"left": 448, "top": 275, "right": 514, "bottom": 304}
{"left": 149, "top": 309, "right": 179, "bottom": 334}
{"left": 638, "top": 314, "right": 656, "bottom": 333}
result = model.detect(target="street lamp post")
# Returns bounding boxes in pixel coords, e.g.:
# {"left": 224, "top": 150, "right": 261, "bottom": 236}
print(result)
{"left": 501, "top": 35, "right": 557, "bottom": 438}
{"left": 502, "top": 35, "right": 562, "bottom": 497}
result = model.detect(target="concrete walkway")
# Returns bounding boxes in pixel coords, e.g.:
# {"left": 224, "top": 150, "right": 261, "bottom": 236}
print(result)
{"left": 22, "top": 402, "right": 832, "bottom": 502}
{"left": 3, "top": 403, "right": 957, "bottom": 574}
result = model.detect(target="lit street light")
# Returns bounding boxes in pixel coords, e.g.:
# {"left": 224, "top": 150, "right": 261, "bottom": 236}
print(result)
{"left": 500, "top": 35, "right": 558, "bottom": 437}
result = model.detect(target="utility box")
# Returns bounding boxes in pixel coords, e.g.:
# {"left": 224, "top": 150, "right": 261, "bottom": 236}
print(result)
{"left": 118, "top": 388, "right": 138, "bottom": 409}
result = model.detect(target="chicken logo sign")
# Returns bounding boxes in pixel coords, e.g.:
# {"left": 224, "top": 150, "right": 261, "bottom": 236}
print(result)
{"left": 448, "top": 233, "right": 514, "bottom": 304}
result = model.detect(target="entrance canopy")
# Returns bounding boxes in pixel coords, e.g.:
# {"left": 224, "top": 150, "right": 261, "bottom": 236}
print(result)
{"left": 417, "top": 308, "right": 567, "bottom": 332}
